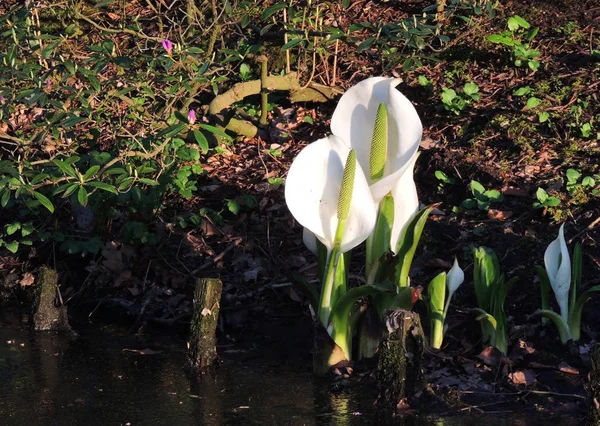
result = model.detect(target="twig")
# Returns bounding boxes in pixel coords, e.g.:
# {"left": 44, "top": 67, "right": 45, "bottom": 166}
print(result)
{"left": 569, "top": 215, "right": 600, "bottom": 244}
{"left": 190, "top": 238, "right": 242, "bottom": 275}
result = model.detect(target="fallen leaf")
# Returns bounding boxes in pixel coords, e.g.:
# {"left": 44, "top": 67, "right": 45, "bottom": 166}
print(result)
{"left": 558, "top": 362, "right": 579, "bottom": 375}
{"left": 114, "top": 269, "right": 132, "bottom": 287}
{"left": 488, "top": 209, "right": 513, "bottom": 221}
{"left": 19, "top": 273, "right": 35, "bottom": 287}
{"left": 477, "top": 346, "right": 504, "bottom": 366}
{"left": 201, "top": 307, "right": 212, "bottom": 316}
{"left": 509, "top": 369, "right": 536, "bottom": 385}
{"left": 503, "top": 187, "right": 529, "bottom": 197}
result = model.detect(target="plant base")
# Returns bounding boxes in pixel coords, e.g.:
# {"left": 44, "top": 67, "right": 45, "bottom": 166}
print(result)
{"left": 376, "top": 309, "right": 425, "bottom": 407}
{"left": 187, "top": 278, "right": 222, "bottom": 373}
{"left": 33, "top": 266, "right": 72, "bottom": 332}
{"left": 312, "top": 321, "right": 348, "bottom": 376}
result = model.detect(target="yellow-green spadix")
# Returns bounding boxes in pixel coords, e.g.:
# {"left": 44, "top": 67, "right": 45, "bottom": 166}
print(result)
{"left": 285, "top": 135, "right": 377, "bottom": 255}
{"left": 331, "top": 77, "right": 422, "bottom": 254}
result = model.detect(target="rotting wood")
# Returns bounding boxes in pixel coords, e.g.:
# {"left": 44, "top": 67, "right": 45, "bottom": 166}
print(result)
{"left": 33, "top": 266, "right": 72, "bottom": 332}
{"left": 187, "top": 277, "right": 223, "bottom": 373}
{"left": 376, "top": 309, "right": 425, "bottom": 408}
{"left": 590, "top": 344, "right": 600, "bottom": 425}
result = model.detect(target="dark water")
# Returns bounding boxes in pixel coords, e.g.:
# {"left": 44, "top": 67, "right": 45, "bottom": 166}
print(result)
{"left": 0, "top": 317, "right": 581, "bottom": 426}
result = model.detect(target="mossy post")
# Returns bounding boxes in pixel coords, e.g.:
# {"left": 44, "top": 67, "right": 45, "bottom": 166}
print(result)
{"left": 33, "top": 266, "right": 72, "bottom": 332}
{"left": 187, "top": 277, "right": 222, "bottom": 373}
{"left": 376, "top": 309, "right": 425, "bottom": 407}
{"left": 590, "top": 344, "right": 600, "bottom": 425}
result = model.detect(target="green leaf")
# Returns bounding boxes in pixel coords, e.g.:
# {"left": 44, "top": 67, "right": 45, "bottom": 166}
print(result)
{"left": 566, "top": 168, "right": 581, "bottom": 183}
{"left": 508, "top": 15, "right": 530, "bottom": 30}
{"left": 357, "top": 37, "right": 376, "bottom": 52}
{"left": 4, "top": 240, "right": 18, "bottom": 253}
{"left": 193, "top": 130, "right": 209, "bottom": 153}
{"left": 463, "top": 82, "right": 479, "bottom": 96}
{"left": 137, "top": 178, "right": 158, "bottom": 186}
{"left": 77, "top": 186, "right": 88, "bottom": 206}
{"left": 281, "top": 38, "right": 305, "bottom": 51}
{"left": 157, "top": 123, "right": 187, "bottom": 138}
{"left": 82, "top": 165, "right": 100, "bottom": 181}
{"left": 428, "top": 272, "right": 447, "bottom": 349}
{"left": 1, "top": 189, "right": 9, "bottom": 207}
{"left": 260, "top": 3, "right": 287, "bottom": 20}
{"left": 441, "top": 88, "right": 457, "bottom": 105}
{"left": 53, "top": 160, "right": 77, "bottom": 178}
{"left": 198, "top": 124, "right": 232, "bottom": 141}
{"left": 525, "top": 97, "right": 541, "bottom": 109}
{"left": 366, "top": 194, "right": 394, "bottom": 281}
{"left": 513, "top": 87, "right": 531, "bottom": 96}
{"left": 6, "top": 222, "right": 21, "bottom": 236}
{"left": 546, "top": 197, "right": 560, "bottom": 207}
{"left": 487, "top": 34, "right": 515, "bottom": 46}
{"left": 570, "top": 242, "right": 582, "bottom": 317}
{"left": 534, "top": 309, "right": 571, "bottom": 344}
{"left": 470, "top": 180, "right": 486, "bottom": 198}
{"left": 21, "top": 222, "right": 35, "bottom": 237}
{"left": 569, "top": 285, "right": 600, "bottom": 341}
{"left": 87, "top": 181, "right": 118, "bottom": 194}
{"left": 33, "top": 191, "right": 54, "bottom": 213}
{"left": 62, "top": 183, "right": 79, "bottom": 198}
{"left": 536, "top": 187, "right": 548, "bottom": 203}
{"left": 538, "top": 111, "right": 549, "bottom": 123}
{"left": 582, "top": 176, "right": 595, "bottom": 187}
{"left": 394, "top": 205, "right": 434, "bottom": 288}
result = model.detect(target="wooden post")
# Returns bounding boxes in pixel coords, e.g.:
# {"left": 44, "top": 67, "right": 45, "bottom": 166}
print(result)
{"left": 187, "top": 278, "right": 222, "bottom": 372}
{"left": 376, "top": 309, "right": 425, "bottom": 408}
{"left": 590, "top": 344, "right": 600, "bottom": 425}
{"left": 33, "top": 266, "right": 72, "bottom": 332}
{"left": 257, "top": 55, "right": 269, "bottom": 126}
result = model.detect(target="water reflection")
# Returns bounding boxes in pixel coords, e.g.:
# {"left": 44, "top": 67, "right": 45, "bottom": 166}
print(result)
{"left": 0, "top": 321, "right": 580, "bottom": 425}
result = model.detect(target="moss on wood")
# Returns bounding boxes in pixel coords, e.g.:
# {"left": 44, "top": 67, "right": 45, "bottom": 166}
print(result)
{"left": 33, "top": 266, "right": 71, "bottom": 332}
{"left": 187, "top": 277, "right": 222, "bottom": 372}
{"left": 376, "top": 309, "right": 425, "bottom": 407}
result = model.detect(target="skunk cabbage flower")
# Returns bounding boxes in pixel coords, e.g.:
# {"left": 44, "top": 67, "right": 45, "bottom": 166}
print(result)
{"left": 285, "top": 135, "right": 377, "bottom": 255}
{"left": 446, "top": 257, "right": 465, "bottom": 302}
{"left": 161, "top": 39, "right": 174, "bottom": 55}
{"left": 330, "top": 77, "right": 422, "bottom": 203}
{"left": 544, "top": 224, "right": 571, "bottom": 322}
{"left": 330, "top": 77, "right": 422, "bottom": 254}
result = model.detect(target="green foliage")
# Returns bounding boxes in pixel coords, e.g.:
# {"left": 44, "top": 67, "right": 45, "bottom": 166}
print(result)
{"left": 441, "top": 82, "right": 480, "bottom": 115}
{"left": 473, "top": 247, "right": 517, "bottom": 354}
{"left": 534, "top": 188, "right": 561, "bottom": 209}
{"left": 460, "top": 180, "right": 504, "bottom": 211}
{"left": 487, "top": 15, "right": 540, "bottom": 71}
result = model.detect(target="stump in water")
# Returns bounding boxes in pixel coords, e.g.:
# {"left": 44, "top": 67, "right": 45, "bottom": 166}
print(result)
{"left": 376, "top": 309, "right": 425, "bottom": 408}
{"left": 590, "top": 344, "right": 600, "bottom": 426}
{"left": 187, "top": 278, "right": 222, "bottom": 373}
{"left": 33, "top": 267, "right": 72, "bottom": 332}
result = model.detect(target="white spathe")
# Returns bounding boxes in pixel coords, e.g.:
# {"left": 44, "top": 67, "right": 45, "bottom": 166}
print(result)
{"left": 446, "top": 257, "right": 465, "bottom": 301}
{"left": 389, "top": 153, "right": 419, "bottom": 253}
{"left": 330, "top": 77, "right": 423, "bottom": 204}
{"left": 285, "top": 135, "right": 377, "bottom": 254}
{"left": 544, "top": 223, "right": 571, "bottom": 322}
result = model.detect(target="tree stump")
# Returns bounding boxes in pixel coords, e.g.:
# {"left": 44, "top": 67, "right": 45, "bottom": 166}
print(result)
{"left": 33, "top": 267, "right": 72, "bottom": 332}
{"left": 187, "top": 278, "right": 222, "bottom": 373}
{"left": 590, "top": 344, "right": 600, "bottom": 426}
{"left": 376, "top": 309, "right": 425, "bottom": 408}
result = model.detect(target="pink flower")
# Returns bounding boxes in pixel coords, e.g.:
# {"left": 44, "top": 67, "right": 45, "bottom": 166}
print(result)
{"left": 161, "top": 39, "right": 173, "bottom": 55}
{"left": 45, "top": 79, "right": 52, "bottom": 90}
{"left": 187, "top": 109, "right": 196, "bottom": 125}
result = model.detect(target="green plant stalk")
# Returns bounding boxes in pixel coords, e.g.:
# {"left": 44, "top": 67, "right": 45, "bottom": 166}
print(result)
{"left": 570, "top": 242, "right": 581, "bottom": 316}
{"left": 428, "top": 272, "right": 447, "bottom": 349}
{"left": 536, "top": 310, "right": 571, "bottom": 344}
{"left": 569, "top": 286, "right": 600, "bottom": 341}
{"left": 318, "top": 223, "right": 345, "bottom": 327}
{"left": 536, "top": 266, "right": 551, "bottom": 325}
{"left": 366, "top": 193, "right": 394, "bottom": 284}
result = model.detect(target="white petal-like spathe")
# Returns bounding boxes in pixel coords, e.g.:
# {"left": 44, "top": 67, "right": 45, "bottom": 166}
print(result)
{"left": 302, "top": 227, "right": 317, "bottom": 255}
{"left": 330, "top": 77, "right": 422, "bottom": 204}
{"left": 285, "top": 135, "right": 377, "bottom": 254}
{"left": 544, "top": 223, "right": 571, "bottom": 321}
{"left": 446, "top": 257, "right": 465, "bottom": 299}
{"left": 389, "top": 153, "right": 419, "bottom": 254}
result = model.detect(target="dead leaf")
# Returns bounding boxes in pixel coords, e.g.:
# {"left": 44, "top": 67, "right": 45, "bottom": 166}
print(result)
{"left": 19, "top": 272, "right": 35, "bottom": 287}
{"left": 509, "top": 369, "right": 536, "bottom": 385}
{"left": 114, "top": 269, "right": 132, "bottom": 287}
{"left": 558, "top": 362, "right": 579, "bottom": 375}
{"left": 201, "top": 307, "right": 212, "bottom": 316}
{"left": 128, "top": 286, "right": 140, "bottom": 296}
{"left": 503, "top": 187, "right": 529, "bottom": 197}
{"left": 488, "top": 209, "right": 513, "bottom": 220}
{"left": 477, "top": 346, "right": 504, "bottom": 366}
